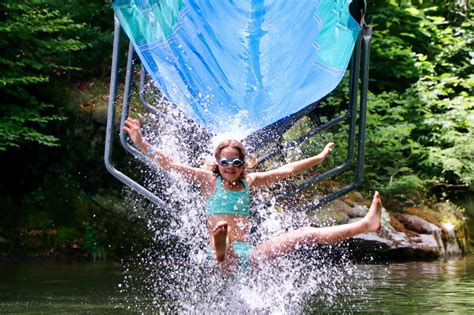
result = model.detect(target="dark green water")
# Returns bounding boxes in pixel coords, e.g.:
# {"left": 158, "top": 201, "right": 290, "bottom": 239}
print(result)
{"left": 0, "top": 261, "right": 129, "bottom": 314}
{"left": 1, "top": 256, "right": 474, "bottom": 313}
{"left": 347, "top": 256, "right": 474, "bottom": 313}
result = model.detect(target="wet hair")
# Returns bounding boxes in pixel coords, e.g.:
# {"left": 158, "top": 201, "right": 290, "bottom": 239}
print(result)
{"left": 214, "top": 139, "right": 246, "bottom": 161}
{"left": 208, "top": 139, "right": 257, "bottom": 177}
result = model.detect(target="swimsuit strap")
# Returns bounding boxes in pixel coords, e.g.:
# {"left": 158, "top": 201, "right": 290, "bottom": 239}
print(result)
{"left": 216, "top": 175, "right": 222, "bottom": 189}
{"left": 241, "top": 178, "right": 249, "bottom": 190}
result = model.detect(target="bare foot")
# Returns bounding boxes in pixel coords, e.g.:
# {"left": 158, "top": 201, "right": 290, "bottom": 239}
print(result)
{"left": 364, "top": 191, "right": 382, "bottom": 232}
{"left": 212, "top": 221, "right": 228, "bottom": 262}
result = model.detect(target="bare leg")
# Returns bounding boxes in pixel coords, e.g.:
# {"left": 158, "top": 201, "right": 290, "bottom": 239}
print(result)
{"left": 252, "top": 191, "right": 383, "bottom": 263}
{"left": 211, "top": 221, "right": 228, "bottom": 262}
{"left": 211, "top": 221, "right": 239, "bottom": 274}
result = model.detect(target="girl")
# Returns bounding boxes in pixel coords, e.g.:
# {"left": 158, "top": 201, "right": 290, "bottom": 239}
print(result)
{"left": 124, "top": 118, "right": 382, "bottom": 273}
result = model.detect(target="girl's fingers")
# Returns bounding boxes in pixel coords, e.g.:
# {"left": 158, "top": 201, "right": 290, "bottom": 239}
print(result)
{"left": 125, "top": 118, "right": 139, "bottom": 125}
{"left": 124, "top": 118, "right": 141, "bottom": 137}
{"left": 124, "top": 120, "right": 140, "bottom": 130}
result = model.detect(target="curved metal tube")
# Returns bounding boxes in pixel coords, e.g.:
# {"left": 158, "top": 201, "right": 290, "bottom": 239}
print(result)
{"left": 104, "top": 19, "right": 168, "bottom": 208}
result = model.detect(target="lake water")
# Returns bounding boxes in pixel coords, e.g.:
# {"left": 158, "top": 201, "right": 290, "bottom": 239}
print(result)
{"left": 1, "top": 255, "right": 473, "bottom": 313}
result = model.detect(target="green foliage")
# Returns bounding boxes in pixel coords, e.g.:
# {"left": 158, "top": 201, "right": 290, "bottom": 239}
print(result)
{"left": 363, "top": 91, "right": 420, "bottom": 190}
{"left": 425, "top": 126, "right": 474, "bottom": 187}
{"left": 83, "top": 225, "right": 106, "bottom": 261}
{"left": 0, "top": 1, "right": 153, "bottom": 259}
{"left": 382, "top": 174, "right": 426, "bottom": 204}
{"left": 366, "top": 1, "right": 427, "bottom": 91}
{"left": 285, "top": 0, "right": 474, "bottom": 206}
{"left": 407, "top": 76, "right": 474, "bottom": 187}
{"left": 55, "top": 227, "right": 80, "bottom": 247}
{"left": 82, "top": 226, "right": 98, "bottom": 253}
{"left": 41, "top": 0, "right": 114, "bottom": 79}
{"left": 361, "top": 0, "right": 474, "bottom": 202}
{"left": 24, "top": 211, "right": 52, "bottom": 230}
{"left": 0, "top": 1, "right": 86, "bottom": 150}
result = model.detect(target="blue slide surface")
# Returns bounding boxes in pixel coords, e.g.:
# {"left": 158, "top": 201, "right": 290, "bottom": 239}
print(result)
{"left": 114, "top": 0, "right": 361, "bottom": 136}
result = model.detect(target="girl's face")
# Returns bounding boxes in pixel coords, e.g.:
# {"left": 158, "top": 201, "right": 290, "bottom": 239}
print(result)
{"left": 217, "top": 146, "right": 245, "bottom": 182}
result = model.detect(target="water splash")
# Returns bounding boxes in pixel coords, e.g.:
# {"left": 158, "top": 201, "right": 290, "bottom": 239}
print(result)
{"left": 118, "top": 96, "right": 372, "bottom": 313}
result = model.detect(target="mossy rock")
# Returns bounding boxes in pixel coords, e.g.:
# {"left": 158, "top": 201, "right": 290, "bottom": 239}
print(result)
{"left": 389, "top": 216, "right": 419, "bottom": 237}
{"left": 405, "top": 206, "right": 443, "bottom": 229}
{"left": 307, "top": 210, "right": 349, "bottom": 227}
{"left": 341, "top": 191, "right": 365, "bottom": 207}
{"left": 432, "top": 202, "right": 466, "bottom": 228}
{"left": 405, "top": 202, "right": 465, "bottom": 230}
{"left": 397, "top": 201, "right": 470, "bottom": 255}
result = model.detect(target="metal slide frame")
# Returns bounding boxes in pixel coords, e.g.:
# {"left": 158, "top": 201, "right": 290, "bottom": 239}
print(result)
{"left": 104, "top": 18, "right": 168, "bottom": 207}
{"left": 105, "top": 17, "right": 372, "bottom": 211}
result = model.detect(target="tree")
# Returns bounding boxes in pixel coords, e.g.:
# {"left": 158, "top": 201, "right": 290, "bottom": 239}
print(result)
{"left": 363, "top": 0, "right": 473, "bottom": 201}
{"left": 0, "top": 2, "right": 86, "bottom": 151}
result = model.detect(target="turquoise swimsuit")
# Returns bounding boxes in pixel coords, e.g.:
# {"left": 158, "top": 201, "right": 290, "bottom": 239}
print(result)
{"left": 206, "top": 176, "right": 253, "bottom": 271}
{"left": 206, "top": 176, "right": 250, "bottom": 216}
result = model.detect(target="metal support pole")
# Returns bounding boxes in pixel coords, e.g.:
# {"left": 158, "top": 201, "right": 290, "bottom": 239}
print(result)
{"left": 294, "top": 24, "right": 372, "bottom": 210}
{"left": 104, "top": 18, "right": 168, "bottom": 208}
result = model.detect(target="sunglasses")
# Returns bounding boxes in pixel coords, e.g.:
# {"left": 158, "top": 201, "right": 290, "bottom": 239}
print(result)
{"left": 218, "top": 157, "right": 245, "bottom": 168}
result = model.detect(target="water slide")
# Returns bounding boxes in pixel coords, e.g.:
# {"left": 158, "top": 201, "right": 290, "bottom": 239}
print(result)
{"left": 113, "top": 0, "right": 362, "bottom": 135}
{"left": 105, "top": 0, "right": 372, "bottom": 208}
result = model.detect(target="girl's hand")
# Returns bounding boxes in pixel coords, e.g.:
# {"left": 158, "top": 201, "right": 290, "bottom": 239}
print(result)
{"left": 123, "top": 118, "right": 144, "bottom": 146}
{"left": 324, "top": 142, "right": 335, "bottom": 155}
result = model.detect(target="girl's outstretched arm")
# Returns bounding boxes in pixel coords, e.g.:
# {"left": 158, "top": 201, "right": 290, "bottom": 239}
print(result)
{"left": 123, "top": 118, "right": 213, "bottom": 186}
{"left": 247, "top": 143, "right": 334, "bottom": 187}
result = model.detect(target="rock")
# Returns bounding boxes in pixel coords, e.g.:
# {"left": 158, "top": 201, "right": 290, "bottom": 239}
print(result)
{"left": 306, "top": 198, "right": 467, "bottom": 261}
{"left": 350, "top": 203, "right": 369, "bottom": 218}
{"left": 342, "top": 191, "right": 365, "bottom": 206}
{"left": 308, "top": 210, "right": 349, "bottom": 226}
{"left": 411, "top": 234, "right": 445, "bottom": 255}
{"left": 352, "top": 191, "right": 363, "bottom": 200}
{"left": 324, "top": 199, "right": 367, "bottom": 218}
{"left": 341, "top": 207, "right": 466, "bottom": 260}
{"left": 324, "top": 199, "right": 352, "bottom": 213}
{"left": 394, "top": 213, "right": 441, "bottom": 234}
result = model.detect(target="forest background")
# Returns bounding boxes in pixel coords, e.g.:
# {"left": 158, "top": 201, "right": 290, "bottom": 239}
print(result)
{"left": 0, "top": 0, "right": 472, "bottom": 259}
